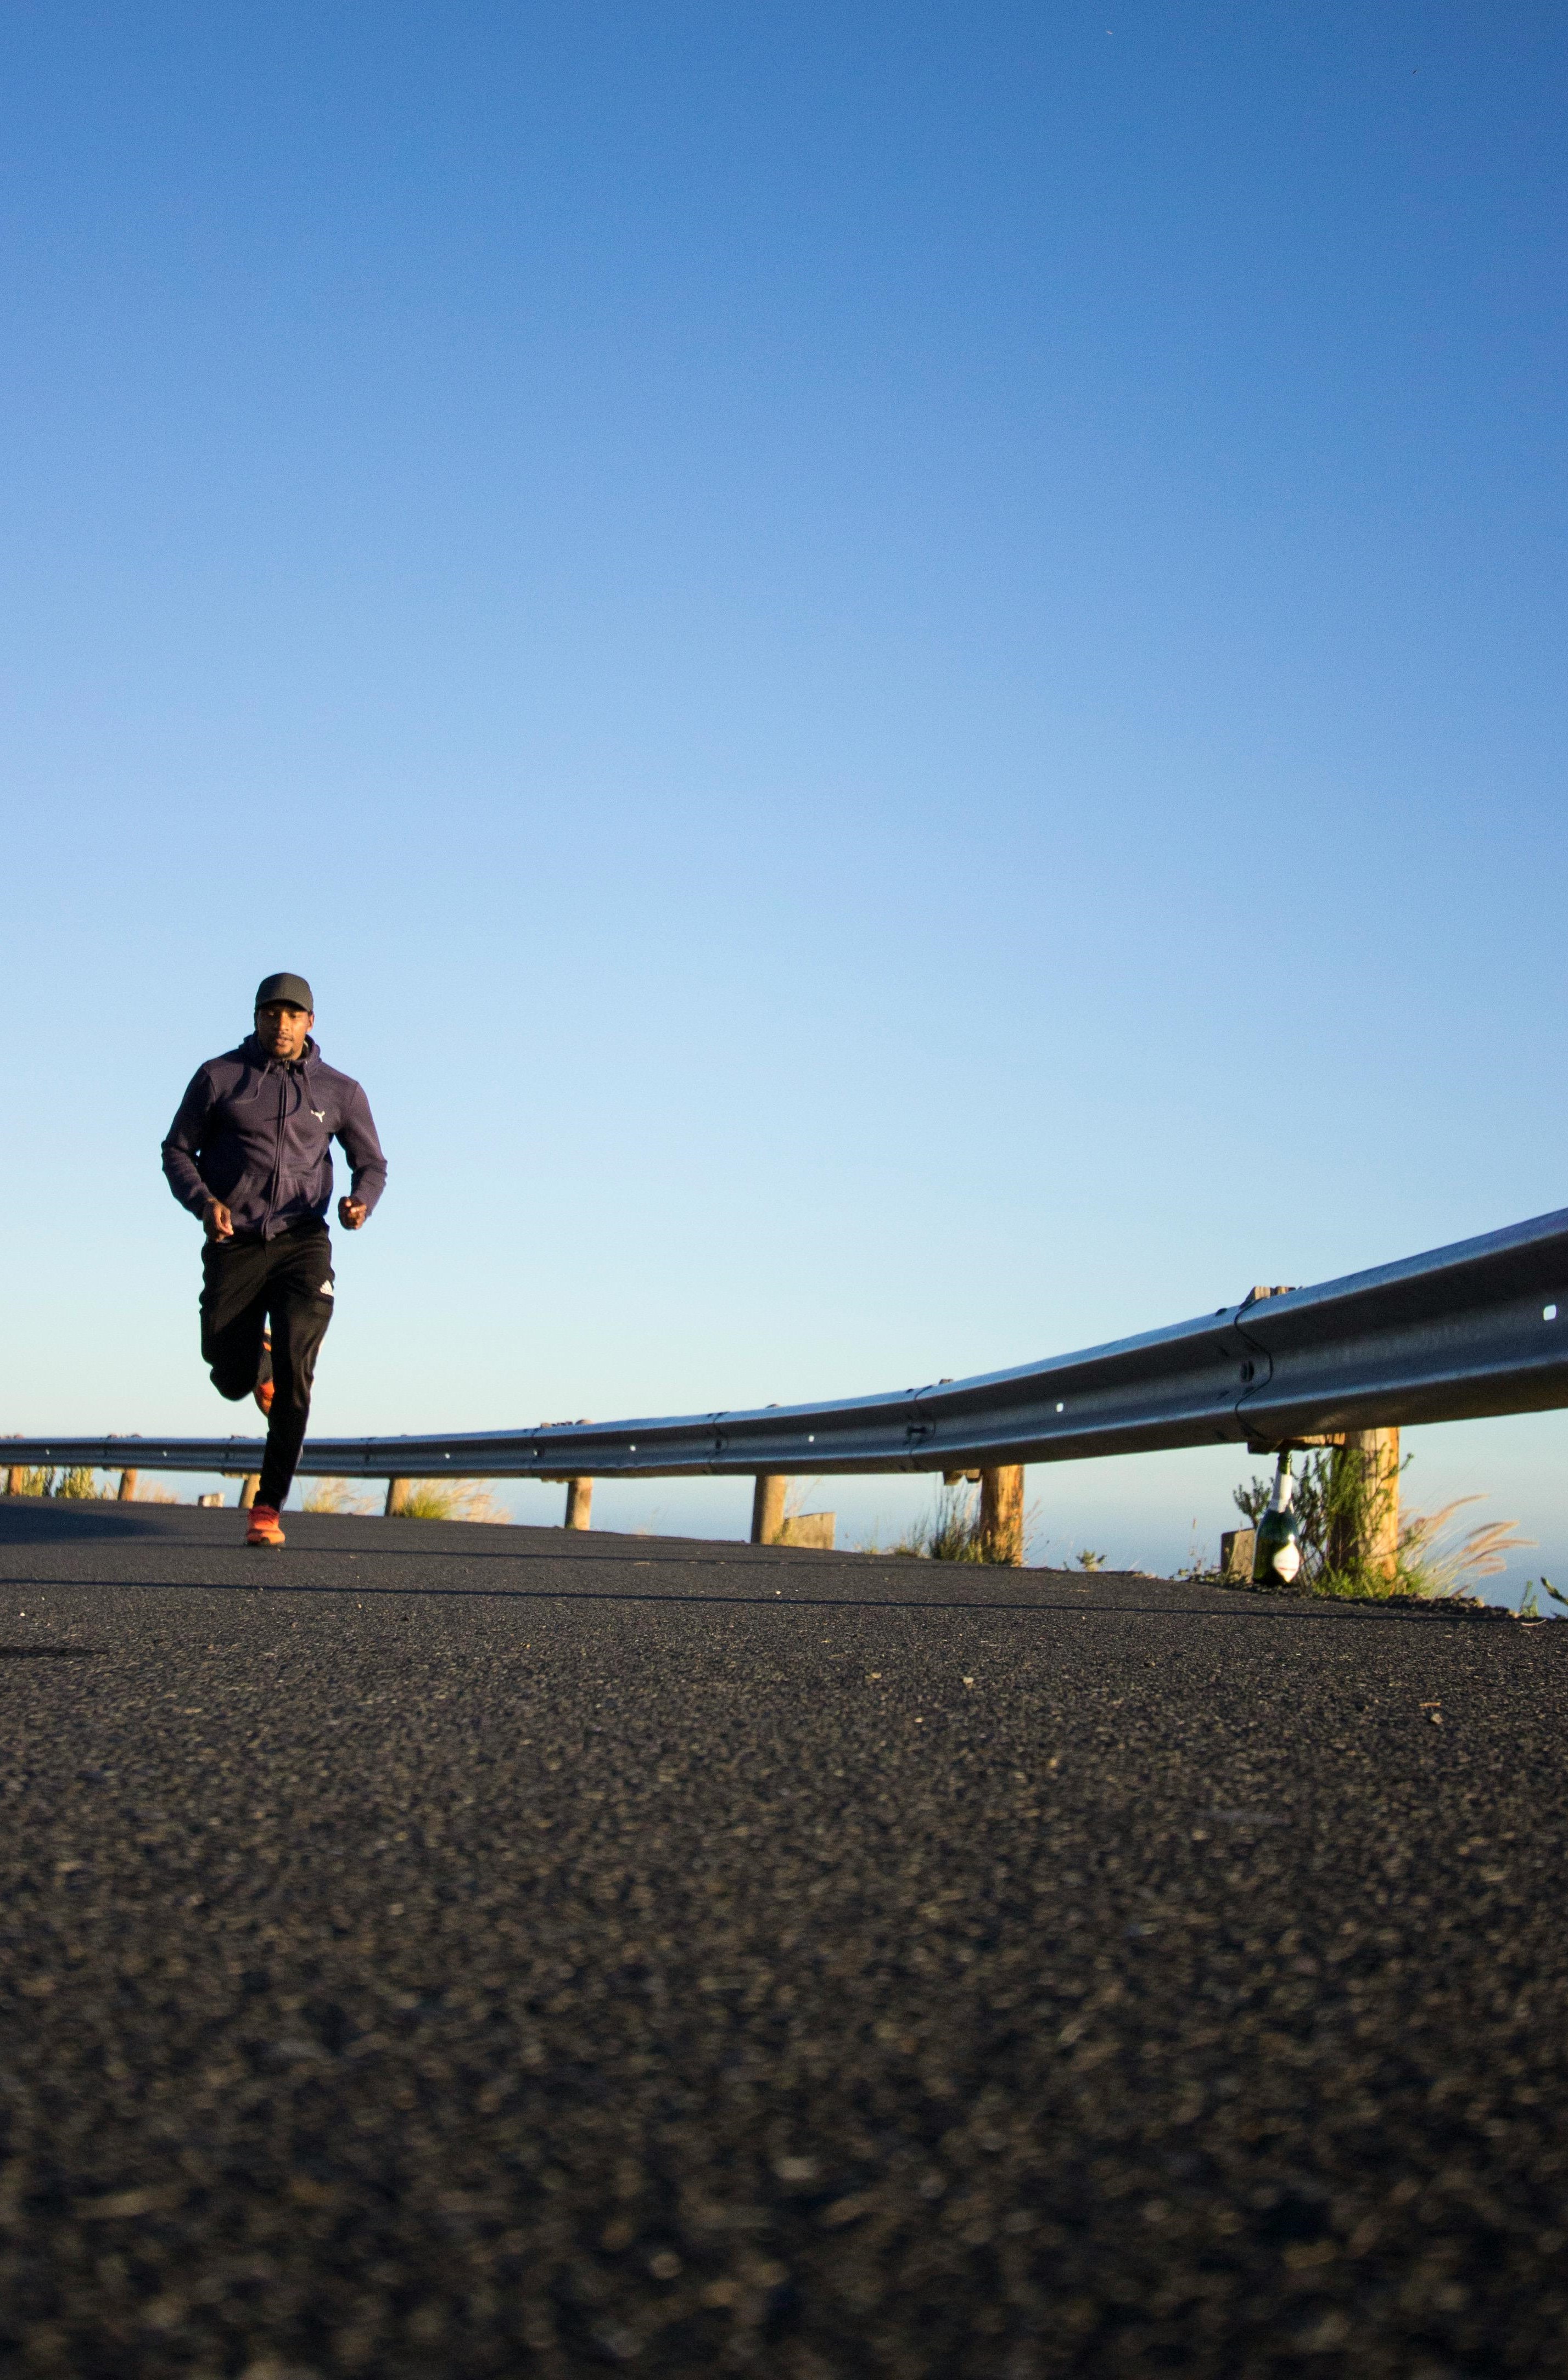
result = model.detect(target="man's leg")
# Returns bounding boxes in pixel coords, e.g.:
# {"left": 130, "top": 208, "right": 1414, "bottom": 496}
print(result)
{"left": 200, "top": 1238, "right": 269, "bottom": 1401}
{"left": 256, "top": 1228, "right": 335, "bottom": 1513}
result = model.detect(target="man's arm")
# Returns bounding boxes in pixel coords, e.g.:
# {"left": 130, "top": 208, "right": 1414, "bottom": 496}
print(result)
{"left": 162, "top": 1069, "right": 212, "bottom": 1212}
{"left": 334, "top": 1081, "right": 388, "bottom": 1231}
{"left": 161, "top": 1069, "right": 232, "bottom": 1237}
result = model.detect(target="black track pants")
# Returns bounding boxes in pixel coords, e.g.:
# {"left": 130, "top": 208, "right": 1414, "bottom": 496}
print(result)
{"left": 200, "top": 1222, "right": 335, "bottom": 1510}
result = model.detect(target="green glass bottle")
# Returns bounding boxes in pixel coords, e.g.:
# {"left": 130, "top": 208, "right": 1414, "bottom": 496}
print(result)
{"left": 1252, "top": 1453, "right": 1303, "bottom": 1587}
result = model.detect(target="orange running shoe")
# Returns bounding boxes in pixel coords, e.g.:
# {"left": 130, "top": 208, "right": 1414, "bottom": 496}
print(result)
{"left": 247, "top": 1504, "right": 285, "bottom": 1547}
{"left": 254, "top": 1333, "right": 275, "bottom": 1417}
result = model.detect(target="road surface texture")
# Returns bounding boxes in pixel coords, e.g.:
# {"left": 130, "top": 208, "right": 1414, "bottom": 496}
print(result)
{"left": 1, "top": 1496, "right": 1565, "bottom": 2379}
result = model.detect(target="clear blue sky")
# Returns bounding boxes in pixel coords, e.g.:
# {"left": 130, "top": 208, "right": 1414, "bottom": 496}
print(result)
{"left": 4, "top": 3, "right": 1565, "bottom": 1587}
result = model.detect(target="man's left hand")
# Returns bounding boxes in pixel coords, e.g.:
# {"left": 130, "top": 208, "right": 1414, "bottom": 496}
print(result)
{"left": 338, "top": 1195, "right": 368, "bottom": 1231}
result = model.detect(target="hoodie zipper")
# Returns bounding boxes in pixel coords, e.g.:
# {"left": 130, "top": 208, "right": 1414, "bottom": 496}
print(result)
{"left": 264, "top": 1063, "right": 282, "bottom": 1237}
{"left": 265, "top": 1057, "right": 295, "bottom": 1238}
{"left": 254, "top": 1037, "right": 317, "bottom": 1238}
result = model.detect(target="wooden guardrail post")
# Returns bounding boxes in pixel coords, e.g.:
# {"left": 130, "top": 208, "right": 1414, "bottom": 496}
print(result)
{"left": 564, "top": 1478, "right": 593, "bottom": 1530}
{"left": 1328, "top": 1428, "right": 1401, "bottom": 1581}
{"left": 238, "top": 1475, "right": 260, "bottom": 1510}
{"left": 385, "top": 1478, "right": 411, "bottom": 1517}
{"left": 979, "top": 1466, "right": 1024, "bottom": 1566}
{"left": 751, "top": 1475, "right": 786, "bottom": 1546}
{"left": 116, "top": 1469, "right": 139, "bottom": 1502}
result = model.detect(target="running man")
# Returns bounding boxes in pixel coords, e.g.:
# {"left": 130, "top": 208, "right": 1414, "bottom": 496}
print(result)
{"left": 161, "top": 973, "right": 387, "bottom": 1546}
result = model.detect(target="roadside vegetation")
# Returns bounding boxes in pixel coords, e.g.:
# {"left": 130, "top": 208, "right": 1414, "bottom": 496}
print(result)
{"left": 395, "top": 1480, "right": 509, "bottom": 1523}
{"left": 302, "top": 1478, "right": 375, "bottom": 1515}
{"left": 854, "top": 1482, "right": 1062, "bottom": 1566}
{"left": 1231, "top": 1447, "right": 1532, "bottom": 1603}
{"left": 7, "top": 1466, "right": 105, "bottom": 1498}
{"left": 855, "top": 1484, "right": 997, "bottom": 1562}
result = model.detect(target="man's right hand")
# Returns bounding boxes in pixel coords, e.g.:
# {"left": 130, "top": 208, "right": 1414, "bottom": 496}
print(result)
{"left": 202, "top": 1198, "right": 234, "bottom": 1242}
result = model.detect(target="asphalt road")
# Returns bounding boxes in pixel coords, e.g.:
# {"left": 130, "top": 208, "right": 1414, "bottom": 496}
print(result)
{"left": 2, "top": 1496, "right": 1565, "bottom": 2379}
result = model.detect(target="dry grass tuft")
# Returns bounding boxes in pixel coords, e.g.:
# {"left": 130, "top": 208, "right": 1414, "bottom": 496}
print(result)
{"left": 6, "top": 1467, "right": 58, "bottom": 1497}
{"left": 1397, "top": 1497, "right": 1535, "bottom": 1598}
{"left": 303, "top": 1477, "right": 375, "bottom": 1515}
{"left": 856, "top": 1484, "right": 1035, "bottom": 1565}
{"left": 397, "top": 1479, "right": 509, "bottom": 1524}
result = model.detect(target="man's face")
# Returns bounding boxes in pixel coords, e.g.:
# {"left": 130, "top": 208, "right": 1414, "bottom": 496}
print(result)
{"left": 255, "top": 1002, "right": 313, "bottom": 1062}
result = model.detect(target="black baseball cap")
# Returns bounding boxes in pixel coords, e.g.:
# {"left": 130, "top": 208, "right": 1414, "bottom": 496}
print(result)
{"left": 255, "top": 972, "right": 315, "bottom": 1012}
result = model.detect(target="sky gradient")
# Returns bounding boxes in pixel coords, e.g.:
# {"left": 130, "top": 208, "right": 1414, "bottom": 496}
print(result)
{"left": 3, "top": 4, "right": 1565, "bottom": 1590}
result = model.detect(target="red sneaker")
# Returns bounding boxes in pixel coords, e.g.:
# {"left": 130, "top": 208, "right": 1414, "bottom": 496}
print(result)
{"left": 247, "top": 1504, "right": 285, "bottom": 1547}
{"left": 254, "top": 1378, "right": 275, "bottom": 1417}
{"left": 254, "top": 1333, "right": 275, "bottom": 1417}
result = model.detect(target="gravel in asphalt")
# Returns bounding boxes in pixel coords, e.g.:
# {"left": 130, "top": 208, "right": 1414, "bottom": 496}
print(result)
{"left": 2, "top": 1495, "right": 1565, "bottom": 2379}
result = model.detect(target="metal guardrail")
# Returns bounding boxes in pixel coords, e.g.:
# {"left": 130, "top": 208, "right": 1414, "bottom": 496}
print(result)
{"left": 8, "top": 1205, "right": 1568, "bottom": 1484}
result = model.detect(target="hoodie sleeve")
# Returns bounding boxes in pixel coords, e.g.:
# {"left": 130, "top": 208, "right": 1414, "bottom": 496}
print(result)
{"left": 161, "top": 1067, "right": 218, "bottom": 1217}
{"left": 336, "top": 1080, "right": 388, "bottom": 1214}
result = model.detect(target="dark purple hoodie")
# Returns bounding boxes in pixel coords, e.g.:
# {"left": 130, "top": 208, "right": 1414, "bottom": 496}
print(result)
{"left": 162, "top": 1035, "right": 388, "bottom": 1240}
